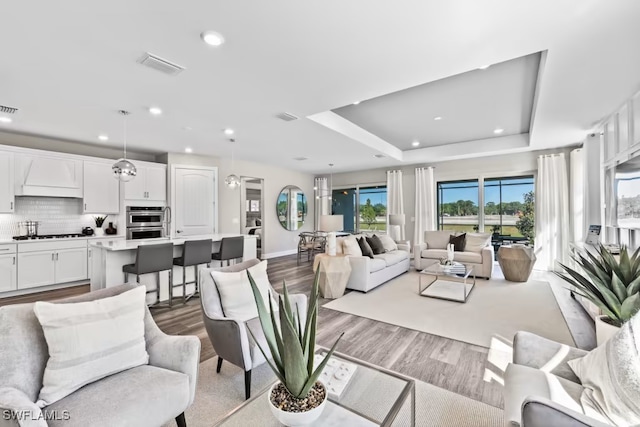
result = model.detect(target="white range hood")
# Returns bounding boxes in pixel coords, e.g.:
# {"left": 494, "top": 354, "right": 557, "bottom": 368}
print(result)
{"left": 15, "top": 155, "right": 83, "bottom": 198}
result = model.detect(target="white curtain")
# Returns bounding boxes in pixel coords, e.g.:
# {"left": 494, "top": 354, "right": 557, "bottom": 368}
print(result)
{"left": 314, "top": 177, "right": 330, "bottom": 230}
{"left": 570, "top": 148, "right": 585, "bottom": 243}
{"left": 536, "top": 154, "right": 570, "bottom": 271}
{"left": 386, "top": 170, "right": 405, "bottom": 239}
{"left": 414, "top": 167, "right": 436, "bottom": 246}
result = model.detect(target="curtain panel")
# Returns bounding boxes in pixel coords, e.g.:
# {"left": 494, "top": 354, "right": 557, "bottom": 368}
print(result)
{"left": 414, "top": 167, "right": 436, "bottom": 246}
{"left": 570, "top": 148, "right": 585, "bottom": 243}
{"left": 386, "top": 170, "right": 405, "bottom": 240}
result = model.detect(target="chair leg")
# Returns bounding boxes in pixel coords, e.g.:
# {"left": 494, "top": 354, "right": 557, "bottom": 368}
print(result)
{"left": 216, "top": 357, "right": 223, "bottom": 373}
{"left": 175, "top": 412, "right": 187, "bottom": 427}
{"left": 244, "top": 370, "right": 251, "bottom": 400}
{"left": 136, "top": 275, "right": 140, "bottom": 284}
{"left": 124, "top": 272, "right": 128, "bottom": 283}
{"left": 168, "top": 269, "right": 173, "bottom": 308}
{"left": 183, "top": 265, "right": 187, "bottom": 304}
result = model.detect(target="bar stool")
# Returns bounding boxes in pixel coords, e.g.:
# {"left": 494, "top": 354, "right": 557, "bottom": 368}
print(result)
{"left": 173, "top": 239, "right": 212, "bottom": 303}
{"left": 211, "top": 236, "right": 244, "bottom": 267}
{"left": 123, "top": 243, "right": 174, "bottom": 308}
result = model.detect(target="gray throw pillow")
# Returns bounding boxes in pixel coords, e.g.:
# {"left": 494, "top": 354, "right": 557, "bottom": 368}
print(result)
{"left": 449, "top": 233, "right": 466, "bottom": 251}
{"left": 367, "top": 235, "right": 385, "bottom": 255}
{"left": 357, "top": 237, "right": 374, "bottom": 259}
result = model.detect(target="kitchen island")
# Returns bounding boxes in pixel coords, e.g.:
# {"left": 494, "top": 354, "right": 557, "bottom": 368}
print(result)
{"left": 90, "top": 234, "right": 258, "bottom": 304}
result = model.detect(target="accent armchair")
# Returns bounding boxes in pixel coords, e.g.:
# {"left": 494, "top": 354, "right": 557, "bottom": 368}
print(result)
{"left": 199, "top": 259, "right": 307, "bottom": 400}
{"left": 0, "top": 284, "right": 201, "bottom": 427}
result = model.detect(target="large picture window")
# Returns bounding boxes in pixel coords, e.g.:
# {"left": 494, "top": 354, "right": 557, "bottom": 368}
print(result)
{"left": 437, "top": 180, "right": 479, "bottom": 232}
{"left": 483, "top": 176, "right": 534, "bottom": 237}
{"left": 332, "top": 185, "right": 387, "bottom": 233}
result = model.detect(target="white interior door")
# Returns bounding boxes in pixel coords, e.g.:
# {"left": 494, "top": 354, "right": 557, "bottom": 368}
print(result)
{"left": 174, "top": 167, "right": 215, "bottom": 236}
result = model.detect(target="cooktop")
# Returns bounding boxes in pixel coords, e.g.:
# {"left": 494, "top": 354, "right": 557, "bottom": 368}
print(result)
{"left": 13, "top": 233, "right": 86, "bottom": 241}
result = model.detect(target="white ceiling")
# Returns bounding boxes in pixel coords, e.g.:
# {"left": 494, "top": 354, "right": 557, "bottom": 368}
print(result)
{"left": 0, "top": 1, "right": 639, "bottom": 174}
{"left": 332, "top": 53, "right": 541, "bottom": 149}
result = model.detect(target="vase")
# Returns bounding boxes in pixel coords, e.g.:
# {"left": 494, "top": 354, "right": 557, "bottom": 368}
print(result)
{"left": 94, "top": 227, "right": 104, "bottom": 237}
{"left": 268, "top": 382, "right": 327, "bottom": 426}
{"left": 595, "top": 315, "right": 620, "bottom": 346}
{"left": 105, "top": 222, "right": 117, "bottom": 235}
{"left": 447, "top": 243, "right": 455, "bottom": 263}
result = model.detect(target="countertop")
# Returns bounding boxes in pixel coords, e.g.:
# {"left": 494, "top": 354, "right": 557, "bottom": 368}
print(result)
{"left": 89, "top": 234, "right": 257, "bottom": 251}
{"left": 0, "top": 235, "right": 126, "bottom": 244}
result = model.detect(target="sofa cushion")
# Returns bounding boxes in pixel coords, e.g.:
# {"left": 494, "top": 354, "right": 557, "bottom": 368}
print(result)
{"left": 454, "top": 251, "right": 482, "bottom": 264}
{"left": 45, "top": 365, "right": 189, "bottom": 427}
{"left": 366, "top": 235, "right": 385, "bottom": 255}
{"left": 342, "top": 237, "right": 362, "bottom": 256}
{"left": 357, "top": 237, "right": 374, "bottom": 258}
{"left": 33, "top": 286, "right": 149, "bottom": 407}
{"left": 421, "top": 249, "right": 448, "bottom": 260}
{"left": 465, "top": 233, "right": 491, "bottom": 253}
{"left": 449, "top": 233, "right": 466, "bottom": 251}
{"left": 369, "top": 258, "right": 387, "bottom": 273}
{"left": 373, "top": 251, "right": 409, "bottom": 267}
{"left": 377, "top": 234, "right": 398, "bottom": 252}
{"left": 424, "top": 230, "right": 455, "bottom": 249}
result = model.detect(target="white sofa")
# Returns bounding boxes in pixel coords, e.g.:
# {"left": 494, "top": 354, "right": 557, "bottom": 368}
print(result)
{"left": 331, "top": 234, "right": 410, "bottom": 292}
{"left": 414, "top": 230, "right": 494, "bottom": 279}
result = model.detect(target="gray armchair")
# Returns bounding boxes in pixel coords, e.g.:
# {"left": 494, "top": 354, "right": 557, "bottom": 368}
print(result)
{"left": 0, "top": 284, "right": 200, "bottom": 427}
{"left": 504, "top": 331, "right": 609, "bottom": 427}
{"left": 199, "top": 259, "right": 307, "bottom": 400}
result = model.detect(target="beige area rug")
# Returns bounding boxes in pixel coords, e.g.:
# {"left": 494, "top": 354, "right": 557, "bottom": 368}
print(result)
{"left": 165, "top": 357, "right": 504, "bottom": 427}
{"left": 324, "top": 271, "right": 575, "bottom": 348}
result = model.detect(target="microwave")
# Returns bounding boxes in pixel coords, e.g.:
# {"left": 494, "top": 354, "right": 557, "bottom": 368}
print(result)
{"left": 126, "top": 227, "right": 166, "bottom": 240}
{"left": 126, "top": 206, "right": 165, "bottom": 228}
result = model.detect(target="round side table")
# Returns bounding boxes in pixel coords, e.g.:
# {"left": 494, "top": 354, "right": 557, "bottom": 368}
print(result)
{"left": 497, "top": 245, "right": 536, "bottom": 282}
{"left": 312, "top": 254, "right": 351, "bottom": 299}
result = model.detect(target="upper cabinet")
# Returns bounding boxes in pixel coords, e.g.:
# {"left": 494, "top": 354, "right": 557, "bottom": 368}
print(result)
{"left": 124, "top": 164, "right": 166, "bottom": 202}
{"left": 0, "top": 152, "right": 15, "bottom": 213}
{"left": 14, "top": 154, "right": 83, "bottom": 198}
{"left": 83, "top": 160, "right": 120, "bottom": 214}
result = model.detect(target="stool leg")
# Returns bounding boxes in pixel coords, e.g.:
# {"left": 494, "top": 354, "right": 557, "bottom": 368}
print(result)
{"left": 182, "top": 265, "right": 187, "bottom": 304}
{"left": 155, "top": 272, "right": 161, "bottom": 305}
{"left": 136, "top": 275, "right": 140, "bottom": 284}
{"left": 194, "top": 265, "right": 199, "bottom": 295}
{"left": 168, "top": 269, "right": 173, "bottom": 307}
{"left": 124, "top": 272, "right": 128, "bottom": 283}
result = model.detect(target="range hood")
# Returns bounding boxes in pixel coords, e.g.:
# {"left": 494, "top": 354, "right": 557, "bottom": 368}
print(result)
{"left": 15, "top": 156, "right": 83, "bottom": 198}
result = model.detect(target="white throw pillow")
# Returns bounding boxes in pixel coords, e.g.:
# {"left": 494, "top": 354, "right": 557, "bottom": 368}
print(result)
{"left": 211, "top": 260, "right": 276, "bottom": 321}
{"left": 33, "top": 286, "right": 149, "bottom": 407}
{"left": 464, "top": 233, "right": 491, "bottom": 253}
{"left": 378, "top": 234, "right": 398, "bottom": 252}
{"left": 568, "top": 314, "right": 640, "bottom": 426}
{"left": 342, "top": 237, "right": 363, "bottom": 256}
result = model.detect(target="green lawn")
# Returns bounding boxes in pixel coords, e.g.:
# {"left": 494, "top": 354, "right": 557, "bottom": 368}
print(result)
{"left": 442, "top": 224, "right": 523, "bottom": 237}
{"left": 360, "top": 222, "right": 387, "bottom": 232}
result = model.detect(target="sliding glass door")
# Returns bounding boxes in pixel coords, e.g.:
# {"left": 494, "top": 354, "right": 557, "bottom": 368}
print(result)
{"left": 331, "top": 185, "right": 387, "bottom": 234}
{"left": 437, "top": 180, "right": 480, "bottom": 232}
{"left": 483, "top": 176, "right": 534, "bottom": 237}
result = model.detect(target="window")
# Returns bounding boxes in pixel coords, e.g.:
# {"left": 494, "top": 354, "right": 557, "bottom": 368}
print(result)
{"left": 331, "top": 185, "right": 387, "bottom": 233}
{"left": 437, "top": 180, "right": 480, "bottom": 232}
{"left": 483, "top": 176, "right": 534, "bottom": 237}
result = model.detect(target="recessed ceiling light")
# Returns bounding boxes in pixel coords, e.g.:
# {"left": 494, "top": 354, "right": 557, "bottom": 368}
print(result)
{"left": 411, "top": 141, "right": 420, "bottom": 147}
{"left": 374, "top": 154, "right": 385, "bottom": 158}
{"left": 353, "top": 101, "right": 361, "bottom": 105}
{"left": 0, "top": 117, "right": 12, "bottom": 124}
{"left": 149, "top": 107, "right": 162, "bottom": 115}
{"left": 433, "top": 116, "right": 442, "bottom": 121}
{"left": 185, "top": 147, "right": 193, "bottom": 153}
{"left": 493, "top": 128, "right": 504, "bottom": 134}
{"left": 201, "top": 31, "right": 225, "bottom": 47}
{"left": 182, "top": 126, "right": 193, "bottom": 131}
{"left": 224, "top": 128, "right": 234, "bottom": 136}
{"left": 98, "top": 134, "right": 109, "bottom": 142}
{"left": 479, "top": 64, "right": 491, "bottom": 70}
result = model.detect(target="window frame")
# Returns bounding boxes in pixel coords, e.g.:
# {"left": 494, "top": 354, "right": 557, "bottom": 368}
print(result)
{"left": 331, "top": 182, "right": 387, "bottom": 234}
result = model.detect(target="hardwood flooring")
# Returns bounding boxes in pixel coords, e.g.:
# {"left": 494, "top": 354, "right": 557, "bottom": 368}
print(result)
{"left": 1, "top": 255, "right": 595, "bottom": 410}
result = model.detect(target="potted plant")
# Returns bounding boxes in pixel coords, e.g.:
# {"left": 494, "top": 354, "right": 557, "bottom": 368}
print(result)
{"left": 557, "top": 244, "right": 640, "bottom": 345}
{"left": 93, "top": 215, "right": 108, "bottom": 236}
{"left": 490, "top": 224, "right": 501, "bottom": 237}
{"left": 247, "top": 269, "right": 343, "bottom": 426}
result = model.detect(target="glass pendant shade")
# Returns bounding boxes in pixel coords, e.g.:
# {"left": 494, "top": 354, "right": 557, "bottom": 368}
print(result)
{"left": 112, "top": 158, "right": 137, "bottom": 182}
{"left": 225, "top": 173, "right": 241, "bottom": 189}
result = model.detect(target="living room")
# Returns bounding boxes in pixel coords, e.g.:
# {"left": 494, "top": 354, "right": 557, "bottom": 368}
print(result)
{"left": 1, "top": 2, "right": 640, "bottom": 427}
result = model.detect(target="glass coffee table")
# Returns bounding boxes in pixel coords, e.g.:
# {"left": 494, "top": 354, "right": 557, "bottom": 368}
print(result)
{"left": 418, "top": 262, "right": 475, "bottom": 303}
{"left": 214, "top": 349, "right": 415, "bottom": 426}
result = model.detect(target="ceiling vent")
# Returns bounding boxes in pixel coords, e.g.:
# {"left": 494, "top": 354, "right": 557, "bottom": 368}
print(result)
{"left": 277, "top": 112, "right": 299, "bottom": 122}
{"left": 137, "top": 53, "right": 185, "bottom": 76}
{"left": 374, "top": 154, "right": 386, "bottom": 158}
{"left": 0, "top": 105, "right": 18, "bottom": 114}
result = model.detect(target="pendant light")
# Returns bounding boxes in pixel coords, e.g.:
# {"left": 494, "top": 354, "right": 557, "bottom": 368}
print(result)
{"left": 224, "top": 138, "right": 240, "bottom": 189}
{"left": 112, "top": 110, "right": 137, "bottom": 182}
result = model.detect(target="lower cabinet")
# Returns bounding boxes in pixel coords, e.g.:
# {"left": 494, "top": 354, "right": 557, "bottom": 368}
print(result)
{"left": 0, "top": 254, "right": 17, "bottom": 293}
{"left": 17, "top": 241, "right": 88, "bottom": 290}
{"left": 55, "top": 248, "right": 88, "bottom": 283}
{"left": 17, "top": 251, "right": 56, "bottom": 289}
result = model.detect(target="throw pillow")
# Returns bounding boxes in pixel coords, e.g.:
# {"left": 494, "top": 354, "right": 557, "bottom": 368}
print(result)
{"left": 342, "top": 237, "right": 362, "bottom": 256}
{"left": 378, "top": 234, "right": 398, "bottom": 252}
{"left": 33, "top": 286, "right": 149, "bottom": 407}
{"left": 357, "top": 237, "right": 374, "bottom": 259}
{"left": 210, "top": 260, "right": 276, "bottom": 321}
{"left": 255, "top": 218, "right": 262, "bottom": 226}
{"left": 568, "top": 313, "right": 640, "bottom": 426}
{"left": 366, "top": 235, "right": 385, "bottom": 255}
{"left": 464, "top": 233, "right": 491, "bottom": 253}
{"left": 449, "top": 233, "right": 466, "bottom": 252}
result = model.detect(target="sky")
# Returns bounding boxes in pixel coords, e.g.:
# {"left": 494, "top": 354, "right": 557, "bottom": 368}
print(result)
{"left": 440, "top": 181, "right": 534, "bottom": 205}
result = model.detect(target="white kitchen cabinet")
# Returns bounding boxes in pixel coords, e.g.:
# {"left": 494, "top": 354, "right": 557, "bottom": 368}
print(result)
{"left": 14, "top": 154, "right": 83, "bottom": 198}
{"left": 18, "top": 252, "right": 56, "bottom": 289}
{"left": 0, "top": 254, "right": 17, "bottom": 293}
{"left": 55, "top": 248, "right": 88, "bottom": 283}
{"left": 124, "top": 164, "right": 167, "bottom": 202}
{"left": 17, "top": 240, "right": 89, "bottom": 290}
{"left": 0, "top": 152, "right": 15, "bottom": 213}
{"left": 83, "top": 161, "right": 120, "bottom": 213}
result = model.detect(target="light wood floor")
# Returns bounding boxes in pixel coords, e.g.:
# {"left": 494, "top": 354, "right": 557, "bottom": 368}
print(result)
{"left": 1, "top": 255, "right": 595, "bottom": 409}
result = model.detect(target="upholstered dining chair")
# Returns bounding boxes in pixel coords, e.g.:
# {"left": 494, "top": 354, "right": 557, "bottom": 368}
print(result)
{"left": 198, "top": 259, "right": 308, "bottom": 399}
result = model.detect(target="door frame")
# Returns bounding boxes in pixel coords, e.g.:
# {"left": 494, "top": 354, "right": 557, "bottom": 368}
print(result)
{"left": 169, "top": 164, "right": 219, "bottom": 237}
{"left": 240, "top": 176, "right": 264, "bottom": 257}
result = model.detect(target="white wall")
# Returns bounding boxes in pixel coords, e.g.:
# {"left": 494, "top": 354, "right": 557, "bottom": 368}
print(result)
{"left": 161, "top": 153, "right": 315, "bottom": 258}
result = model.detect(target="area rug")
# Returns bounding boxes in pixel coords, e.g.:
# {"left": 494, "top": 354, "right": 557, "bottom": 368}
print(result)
{"left": 323, "top": 271, "right": 575, "bottom": 348}
{"left": 165, "top": 357, "right": 504, "bottom": 427}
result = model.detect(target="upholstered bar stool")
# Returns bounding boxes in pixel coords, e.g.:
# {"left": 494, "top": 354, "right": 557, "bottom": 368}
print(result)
{"left": 211, "top": 236, "right": 244, "bottom": 267}
{"left": 123, "top": 243, "right": 175, "bottom": 308}
{"left": 173, "top": 239, "right": 212, "bottom": 303}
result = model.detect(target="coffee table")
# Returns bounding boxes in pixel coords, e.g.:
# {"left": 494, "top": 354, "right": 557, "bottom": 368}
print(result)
{"left": 418, "top": 262, "right": 475, "bottom": 303}
{"left": 214, "top": 348, "right": 415, "bottom": 426}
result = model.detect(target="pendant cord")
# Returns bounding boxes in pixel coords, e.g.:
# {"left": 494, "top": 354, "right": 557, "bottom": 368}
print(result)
{"left": 123, "top": 115, "right": 127, "bottom": 158}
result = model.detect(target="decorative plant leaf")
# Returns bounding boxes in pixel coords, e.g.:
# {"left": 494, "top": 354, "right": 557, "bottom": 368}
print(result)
{"left": 307, "top": 307, "right": 317, "bottom": 377}
{"left": 611, "top": 272, "right": 628, "bottom": 304}
{"left": 296, "top": 303, "right": 304, "bottom": 347}
{"left": 247, "top": 327, "right": 286, "bottom": 384}
{"left": 627, "top": 275, "right": 640, "bottom": 295}
{"left": 279, "top": 297, "right": 308, "bottom": 397}
{"left": 299, "top": 332, "right": 345, "bottom": 397}
{"left": 247, "top": 271, "right": 283, "bottom": 372}
{"left": 621, "top": 293, "right": 640, "bottom": 322}
{"left": 270, "top": 295, "right": 286, "bottom": 372}
{"left": 302, "top": 268, "right": 321, "bottom": 351}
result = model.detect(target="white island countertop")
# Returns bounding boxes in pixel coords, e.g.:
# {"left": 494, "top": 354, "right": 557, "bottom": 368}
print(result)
{"left": 89, "top": 234, "right": 257, "bottom": 251}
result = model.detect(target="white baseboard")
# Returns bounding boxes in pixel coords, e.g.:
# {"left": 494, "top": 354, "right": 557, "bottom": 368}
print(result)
{"left": 262, "top": 249, "right": 298, "bottom": 259}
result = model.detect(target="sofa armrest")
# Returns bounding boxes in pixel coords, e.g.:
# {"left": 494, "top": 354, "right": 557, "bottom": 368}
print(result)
{"left": 144, "top": 309, "right": 201, "bottom": 406}
{"left": 513, "top": 331, "right": 587, "bottom": 384}
{"left": 521, "top": 397, "right": 610, "bottom": 427}
{"left": 396, "top": 242, "right": 410, "bottom": 252}
{"left": 346, "top": 256, "right": 371, "bottom": 288}
{"left": 0, "top": 387, "right": 47, "bottom": 427}
{"left": 413, "top": 243, "right": 426, "bottom": 269}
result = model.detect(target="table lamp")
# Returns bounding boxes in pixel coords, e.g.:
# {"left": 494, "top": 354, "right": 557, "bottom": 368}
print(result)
{"left": 319, "top": 214, "right": 344, "bottom": 256}
{"left": 389, "top": 214, "right": 405, "bottom": 241}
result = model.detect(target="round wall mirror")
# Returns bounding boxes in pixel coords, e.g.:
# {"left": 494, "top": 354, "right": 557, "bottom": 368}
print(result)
{"left": 277, "top": 185, "right": 307, "bottom": 230}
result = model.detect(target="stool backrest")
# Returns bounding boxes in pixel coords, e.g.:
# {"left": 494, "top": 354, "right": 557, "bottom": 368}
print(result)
{"left": 182, "top": 239, "right": 213, "bottom": 266}
{"left": 219, "top": 236, "right": 244, "bottom": 261}
{"left": 135, "top": 243, "right": 174, "bottom": 274}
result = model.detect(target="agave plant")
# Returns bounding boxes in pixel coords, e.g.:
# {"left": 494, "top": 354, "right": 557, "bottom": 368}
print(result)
{"left": 557, "top": 244, "right": 640, "bottom": 327}
{"left": 247, "top": 268, "right": 343, "bottom": 399}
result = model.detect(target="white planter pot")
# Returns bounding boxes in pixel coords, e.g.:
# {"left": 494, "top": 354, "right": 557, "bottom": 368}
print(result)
{"left": 94, "top": 228, "right": 104, "bottom": 237}
{"left": 268, "top": 382, "right": 327, "bottom": 426}
{"left": 595, "top": 315, "right": 620, "bottom": 346}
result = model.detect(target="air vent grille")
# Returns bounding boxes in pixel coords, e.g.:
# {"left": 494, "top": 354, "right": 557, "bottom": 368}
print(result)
{"left": 0, "top": 105, "right": 18, "bottom": 114}
{"left": 277, "top": 112, "right": 299, "bottom": 122}
{"left": 137, "top": 53, "right": 185, "bottom": 76}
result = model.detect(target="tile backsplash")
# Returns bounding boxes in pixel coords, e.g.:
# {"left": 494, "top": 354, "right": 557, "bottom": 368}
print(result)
{"left": 0, "top": 197, "right": 118, "bottom": 238}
